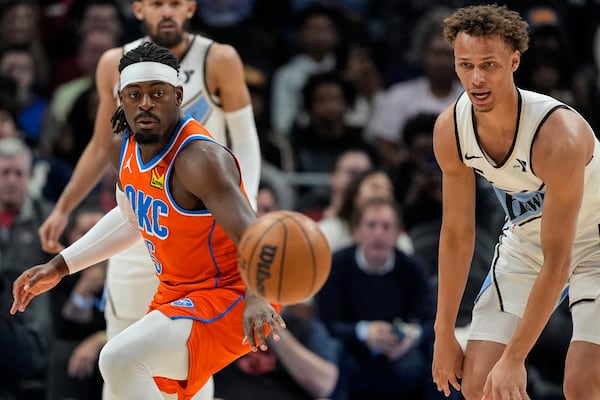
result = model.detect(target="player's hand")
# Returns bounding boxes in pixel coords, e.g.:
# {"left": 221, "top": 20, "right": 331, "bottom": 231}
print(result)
{"left": 11, "top": 256, "right": 68, "bottom": 314}
{"left": 482, "top": 355, "right": 530, "bottom": 400}
{"left": 432, "top": 331, "right": 464, "bottom": 397}
{"left": 242, "top": 291, "right": 286, "bottom": 352}
{"left": 39, "top": 209, "right": 69, "bottom": 253}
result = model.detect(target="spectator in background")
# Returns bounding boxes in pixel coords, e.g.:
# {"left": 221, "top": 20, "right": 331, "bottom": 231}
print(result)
{"left": 0, "top": 269, "right": 47, "bottom": 400}
{"left": 0, "top": 94, "right": 21, "bottom": 140}
{"left": 0, "top": 0, "right": 49, "bottom": 92}
{"left": 321, "top": 148, "right": 373, "bottom": 221}
{"left": 366, "top": 6, "right": 462, "bottom": 168}
{"left": 316, "top": 197, "right": 442, "bottom": 400}
{"left": 318, "top": 168, "right": 413, "bottom": 254}
{"left": 213, "top": 303, "right": 341, "bottom": 400}
{"left": 49, "top": 0, "right": 125, "bottom": 92}
{"left": 390, "top": 113, "right": 442, "bottom": 230}
{"left": 244, "top": 64, "right": 294, "bottom": 172}
{"left": 47, "top": 202, "right": 107, "bottom": 400}
{"left": 271, "top": 4, "right": 340, "bottom": 136}
{"left": 0, "top": 137, "right": 55, "bottom": 395}
{"left": 0, "top": 45, "right": 49, "bottom": 149}
{"left": 44, "top": 29, "right": 118, "bottom": 147}
{"left": 340, "top": 39, "right": 385, "bottom": 130}
{"left": 256, "top": 182, "right": 280, "bottom": 217}
{"left": 290, "top": 71, "right": 377, "bottom": 213}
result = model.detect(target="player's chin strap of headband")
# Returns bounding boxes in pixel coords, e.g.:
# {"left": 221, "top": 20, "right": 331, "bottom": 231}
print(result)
{"left": 119, "top": 61, "right": 180, "bottom": 90}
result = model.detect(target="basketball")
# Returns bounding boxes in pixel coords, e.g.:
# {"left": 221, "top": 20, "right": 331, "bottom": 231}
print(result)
{"left": 237, "top": 210, "right": 331, "bottom": 305}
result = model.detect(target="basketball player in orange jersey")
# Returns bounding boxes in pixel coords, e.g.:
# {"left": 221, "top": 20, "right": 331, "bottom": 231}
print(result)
{"left": 11, "top": 42, "right": 284, "bottom": 400}
{"left": 38, "top": 1, "right": 261, "bottom": 398}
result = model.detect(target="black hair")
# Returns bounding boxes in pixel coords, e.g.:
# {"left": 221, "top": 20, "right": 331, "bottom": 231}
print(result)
{"left": 111, "top": 41, "right": 180, "bottom": 134}
{"left": 337, "top": 168, "right": 392, "bottom": 223}
{"left": 402, "top": 113, "right": 438, "bottom": 147}
{"left": 301, "top": 71, "right": 356, "bottom": 111}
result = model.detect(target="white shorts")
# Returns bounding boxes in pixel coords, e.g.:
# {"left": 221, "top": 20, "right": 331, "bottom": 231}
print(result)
{"left": 469, "top": 287, "right": 600, "bottom": 346}
{"left": 474, "top": 219, "right": 600, "bottom": 314}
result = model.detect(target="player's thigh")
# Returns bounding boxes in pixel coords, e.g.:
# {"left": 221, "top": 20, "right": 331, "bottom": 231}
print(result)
{"left": 565, "top": 297, "right": 600, "bottom": 390}
{"left": 102, "top": 310, "right": 193, "bottom": 380}
{"left": 462, "top": 287, "right": 517, "bottom": 395}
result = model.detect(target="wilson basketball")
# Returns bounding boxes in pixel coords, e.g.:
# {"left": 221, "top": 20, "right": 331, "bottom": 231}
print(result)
{"left": 237, "top": 210, "right": 331, "bottom": 305}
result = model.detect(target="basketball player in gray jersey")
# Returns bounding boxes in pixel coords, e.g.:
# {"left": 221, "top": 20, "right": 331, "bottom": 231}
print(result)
{"left": 38, "top": 1, "right": 261, "bottom": 399}
{"left": 431, "top": 5, "right": 600, "bottom": 400}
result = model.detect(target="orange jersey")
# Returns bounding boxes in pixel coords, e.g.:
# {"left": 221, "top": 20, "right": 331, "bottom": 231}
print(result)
{"left": 119, "top": 116, "right": 258, "bottom": 398}
{"left": 119, "top": 115, "right": 247, "bottom": 304}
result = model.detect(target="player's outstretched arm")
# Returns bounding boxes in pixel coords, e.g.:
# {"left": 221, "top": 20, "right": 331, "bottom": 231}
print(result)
{"left": 39, "top": 48, "right": 122, "bottom": 253}
{"left": 175, "top": 141, "right": 285, "bottom": 350}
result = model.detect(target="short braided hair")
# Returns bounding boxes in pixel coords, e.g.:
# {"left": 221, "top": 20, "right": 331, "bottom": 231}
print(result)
{"left": 111, "top": 41, "right": 181, "bottom": 134}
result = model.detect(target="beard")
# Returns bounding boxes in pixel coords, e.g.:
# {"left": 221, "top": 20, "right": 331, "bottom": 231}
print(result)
{"left": 133, "top": 131, "right": 161, "bottom": 145}
{"left": 152, "top": 31, "right": 184, "bottom": 49}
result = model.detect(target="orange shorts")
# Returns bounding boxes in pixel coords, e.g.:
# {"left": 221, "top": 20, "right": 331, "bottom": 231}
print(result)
{"left": 151, "top": 284, "right": 280, "bottom": 399}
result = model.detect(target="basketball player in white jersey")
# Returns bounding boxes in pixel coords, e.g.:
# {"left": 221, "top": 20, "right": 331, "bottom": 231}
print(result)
{"left": 38, "top": 1, "right": 261, "bottom": 398}
{"left": 431, "top": 5, "right": 600, "bottom": 400}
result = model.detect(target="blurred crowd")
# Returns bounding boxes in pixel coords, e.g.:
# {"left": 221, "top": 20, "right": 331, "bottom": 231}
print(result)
{"left": 1, "top": 0, "right": 599, "bottom": 399}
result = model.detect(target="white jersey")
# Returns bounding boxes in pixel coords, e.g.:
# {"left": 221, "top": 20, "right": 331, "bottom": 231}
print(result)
{"left": 454, "top": 88, "right": 600, "bottom": 314}
{"left": 107, "top": 34, "right": 229, "bottom": 322}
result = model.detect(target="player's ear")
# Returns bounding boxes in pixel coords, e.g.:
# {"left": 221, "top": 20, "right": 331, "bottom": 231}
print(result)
{"left": 132, "top": 1, "right": 144, "bottom": 21}
{"left": 186, "top": 0, "right": 197, "bottom": 19}
{"left": 175, "top": 87, "right": 183, "bottom": 106}
{"left": 511, "top": 51, "right": 520, "bottom": 72}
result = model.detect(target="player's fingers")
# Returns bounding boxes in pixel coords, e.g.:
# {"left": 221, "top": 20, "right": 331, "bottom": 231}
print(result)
{"left": 267, "top": 313, "right": 286, "bottom": 341}
{"left": 254, "top": 322, "right": 267, "bottom": 351}
{"left": 242, "top": 321, "right": 258, "bottom": 351}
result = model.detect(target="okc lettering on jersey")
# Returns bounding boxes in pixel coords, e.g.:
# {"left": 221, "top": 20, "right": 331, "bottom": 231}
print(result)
{"left": 124, "top": 184, "right": 169, "bottom": 239}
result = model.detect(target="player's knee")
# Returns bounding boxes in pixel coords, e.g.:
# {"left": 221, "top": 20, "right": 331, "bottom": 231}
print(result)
{"left": 564, "top": 367, "right": 600, "bottom": 399}
{"left": 99, "top": 339, "right": 130, "bottom": 380}
{"left": 460, "top": 374, "right": 484, "bottom": 400}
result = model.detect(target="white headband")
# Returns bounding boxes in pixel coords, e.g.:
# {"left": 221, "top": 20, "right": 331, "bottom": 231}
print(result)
{"left": 119, "top": 61, "right": 180, "bottom": 90}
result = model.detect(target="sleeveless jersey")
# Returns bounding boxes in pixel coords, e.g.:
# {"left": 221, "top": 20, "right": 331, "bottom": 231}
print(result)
{"left": 118, "top": 115, "right": 246, "bottom": 304}
{"left": 454, "top": 88, "right": 600, "bottom": 233}
{"left": 456, "top": 88, "right": 600, "bottom": 315}
{"left": 121, "top": 35, "right": 227, "bottom": 143}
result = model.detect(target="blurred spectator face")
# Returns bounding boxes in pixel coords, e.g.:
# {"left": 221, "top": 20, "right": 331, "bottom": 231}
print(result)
{"left": 330, "top": 151, "right": 372, "bottom": 198}
{"left": 0, "top": 49, "right": 35, "bottom": 93}
{"left": 80, "top": 3, "right": 123, "bottom": 39}
{"left": 256, "top": 187, "right": 278, "bottom": 217}
{"left": 355, "top": 171, "right": 394, "bottom": 208}
{"left": 300, "top": 14, "right": 338, "bottom": 56}
{"left": 310, "top": 82, "right": 346, "bottom": 125}
{"left": 0, "top": 152, "right": 30, "bottom": 212}
{"left": 0, "top": 2, "right": 38, "bottom": 46}
{"left": 423, "top": 36, "right": 455, "bottom": 83}
{"left": 354, "top": 202, "right": 399, "bottom": 265}
{"left": 67, "top": 211, "right": 104, "bottom": 245}
{"left": 0, "top": 109, "right": 18, "bottom": 138}
{"left": 77, "top": 30, "right": 118, "bottom": 77}
{"left": 133, "top": 0, "right": 196, "bottom": 48}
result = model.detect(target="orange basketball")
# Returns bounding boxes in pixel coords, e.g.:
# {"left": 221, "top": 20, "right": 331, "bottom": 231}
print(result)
{"left": 237, "top": 210, "right": 331, "bottom": 305}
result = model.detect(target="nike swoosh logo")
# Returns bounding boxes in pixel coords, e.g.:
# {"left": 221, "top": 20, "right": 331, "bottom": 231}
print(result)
{"left": 465, "top": 154, "right": 482, "bottom": 160}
